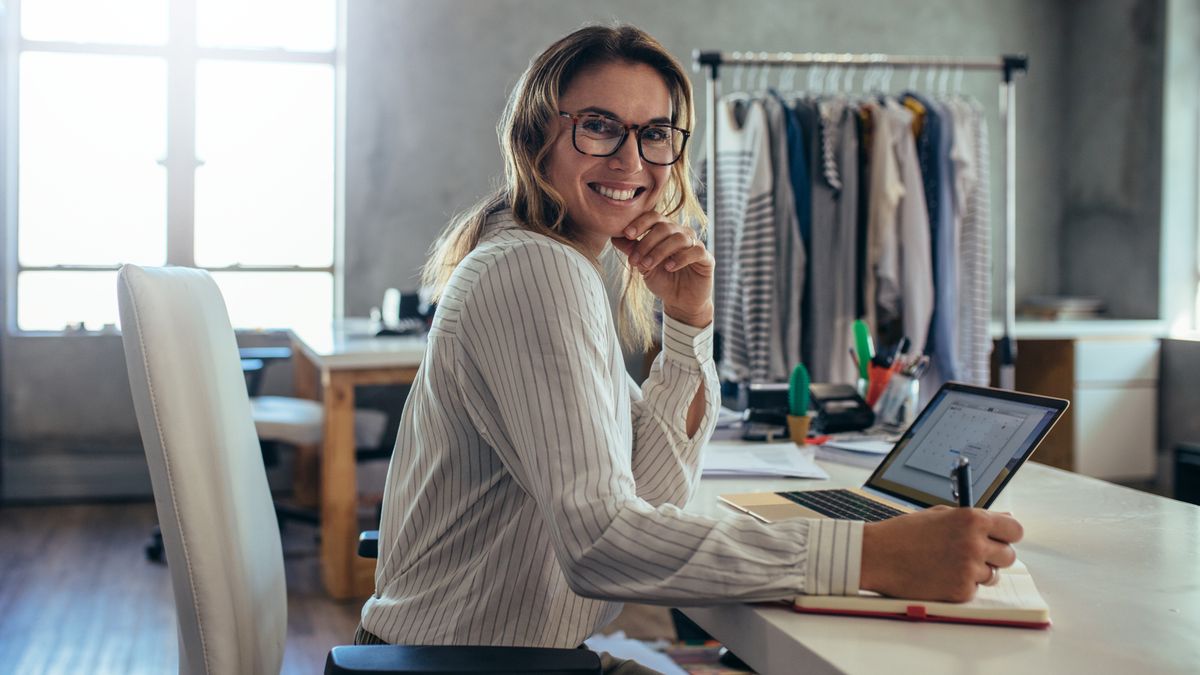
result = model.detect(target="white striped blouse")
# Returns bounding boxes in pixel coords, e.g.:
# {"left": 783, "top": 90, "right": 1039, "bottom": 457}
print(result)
{"left": 360, "top": 210, "right": 862, "bottom": 648}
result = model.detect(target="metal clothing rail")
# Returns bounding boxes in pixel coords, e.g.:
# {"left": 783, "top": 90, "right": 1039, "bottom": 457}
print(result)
{"left": 692, "top": 50, "right": 1028, "bottom": 389}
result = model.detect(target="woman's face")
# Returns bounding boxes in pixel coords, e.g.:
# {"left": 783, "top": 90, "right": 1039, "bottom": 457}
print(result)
{"left": 546, "top": 60, "right": 673, "bottom": 253}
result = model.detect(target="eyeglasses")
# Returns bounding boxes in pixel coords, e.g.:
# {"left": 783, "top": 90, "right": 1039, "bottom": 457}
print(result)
{"left": 558, "top": 111, "right": 690, "bottom": 166}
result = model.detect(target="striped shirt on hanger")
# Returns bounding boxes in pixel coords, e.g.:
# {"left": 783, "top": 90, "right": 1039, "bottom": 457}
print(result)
{"left": 360, "top": 209, "right": 862, "bottom": 648}
{"left": 710, "top": 96, "right": 776, "bottom": 383}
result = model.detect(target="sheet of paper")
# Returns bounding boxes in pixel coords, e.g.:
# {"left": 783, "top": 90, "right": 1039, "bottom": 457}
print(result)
{"left": 820, "top": 439, "right": 894, "bottom": 454}
{"left": 814, "top": 446, "right": 887, "bottom": 470}
{"left": 702, "top": 441, "right": 829, "bottom": 479}
{"left": 584, "top": 632, "right": 687, "bottom": 675}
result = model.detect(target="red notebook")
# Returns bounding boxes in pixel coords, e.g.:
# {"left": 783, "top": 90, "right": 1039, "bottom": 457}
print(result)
{"left": 793, "top": 561, "right": 1051, "bottom": 629}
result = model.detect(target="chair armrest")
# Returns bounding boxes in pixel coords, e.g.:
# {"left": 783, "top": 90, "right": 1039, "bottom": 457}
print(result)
{"left": 324, "top": 645, "right": 602, "bottom": 674}
{"left": 358, "top": 530, "right": 379, "bottom": 559}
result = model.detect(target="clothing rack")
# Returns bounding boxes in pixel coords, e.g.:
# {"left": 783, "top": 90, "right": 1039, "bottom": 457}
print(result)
{"left": 692, "top": 50, "right": 1028, "bottom": 389}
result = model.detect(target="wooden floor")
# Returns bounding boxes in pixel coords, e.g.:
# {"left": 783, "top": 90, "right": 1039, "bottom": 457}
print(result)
{"left": 0, "top": 501, "right": 362, "bottom": 674}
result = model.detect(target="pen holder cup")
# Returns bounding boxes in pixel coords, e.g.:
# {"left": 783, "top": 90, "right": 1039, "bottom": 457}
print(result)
{"left": 874, "top": 374, "right": 919, "bottom": 429}
{"left": 855, "top": 377, "right": 868, "bottom": 399}
{"left": 787, "top": 414, "right": 812, "bottom": 446}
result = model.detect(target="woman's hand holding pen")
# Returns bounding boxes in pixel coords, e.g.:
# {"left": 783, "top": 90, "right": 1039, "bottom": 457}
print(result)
{"left": 611, "top": 211, "right": 714, "bottom": 328}
{"left": 859, "top": 507, "right": 1023, "bottom": 603}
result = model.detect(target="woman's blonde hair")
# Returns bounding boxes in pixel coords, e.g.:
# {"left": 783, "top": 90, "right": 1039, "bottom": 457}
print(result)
{"left": 421, "top": 24, "right": 706, "bottom": 351}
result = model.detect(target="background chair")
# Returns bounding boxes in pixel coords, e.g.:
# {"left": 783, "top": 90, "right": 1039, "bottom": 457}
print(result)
{"left": 144, "top": 349, "right": 392, "bottom": 562}
{"left": 118, "top": 264, "right": 599, "bottom": 675}
{"left": 241, "top": 348, "right": 392, "bottom": 524}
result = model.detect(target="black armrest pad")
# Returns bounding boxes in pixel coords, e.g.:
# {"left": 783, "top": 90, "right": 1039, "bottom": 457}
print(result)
{"left": 325, "top": 645, "right": 602, "bottom": 674}
{"left": 358, "top": 530, "right": 379, "bottom": 559}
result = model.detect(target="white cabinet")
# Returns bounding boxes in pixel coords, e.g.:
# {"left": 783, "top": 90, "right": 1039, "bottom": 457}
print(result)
{"left": 1072, "top": 338, "right": 1159, "bottom": 481}
{"left": 1003, "top": 331, "right": 1161, "bottom": 481}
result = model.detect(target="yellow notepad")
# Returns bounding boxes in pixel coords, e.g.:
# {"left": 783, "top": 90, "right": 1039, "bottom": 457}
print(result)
{"left": 793, "top": 561, "right": 1051, "bottom": 628}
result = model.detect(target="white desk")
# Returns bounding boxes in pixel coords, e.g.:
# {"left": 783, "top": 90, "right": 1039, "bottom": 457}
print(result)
{"left": 288, "top": 319, "right": 426, "bottom": 598}
{"left": 682, "top": 462, "right": 1200, "bottom": 675}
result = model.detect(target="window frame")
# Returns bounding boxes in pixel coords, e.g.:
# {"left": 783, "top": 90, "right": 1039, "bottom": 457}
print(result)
{"left": 2, "top": 0, "right": 346, "bottom": 336}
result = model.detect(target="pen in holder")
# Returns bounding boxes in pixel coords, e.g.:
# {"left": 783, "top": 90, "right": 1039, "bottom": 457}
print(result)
{"left": 874, "top": 372, "right": 919, "bottom": 429}
{"left": 865, "top": 363, "right": 893, "bottom": 407}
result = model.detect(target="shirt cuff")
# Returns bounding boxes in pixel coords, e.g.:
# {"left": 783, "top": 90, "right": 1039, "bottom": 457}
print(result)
{"left": 802, "top": 519, "right": 864, "bottom": 595}
{"left": 660, "top": 315, "right": 715, "bottom": 368}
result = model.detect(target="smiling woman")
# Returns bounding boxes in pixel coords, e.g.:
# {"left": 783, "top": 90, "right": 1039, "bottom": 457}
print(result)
{"left": 360, "top": 23, "right": 1023, "bottom": 674}
{"left": 421, "top": 24, "right": 706, "bottom": 352}
{"left": 364, "top": 26, "right": 729, "bottom": 672}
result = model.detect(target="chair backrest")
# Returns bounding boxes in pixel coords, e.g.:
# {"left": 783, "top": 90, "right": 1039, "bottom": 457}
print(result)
{"left": 118, "top": 265, "right": 287, "bottom": 675}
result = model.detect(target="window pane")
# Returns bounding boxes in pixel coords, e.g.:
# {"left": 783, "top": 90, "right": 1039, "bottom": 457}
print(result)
{"left": 194, "top": 61, "right": 334, "bottom": 267}
{"left": 197, "top": 0, "right": 337, "bottom": 51}
{"left": 18, "top": 52, "right": 167, "bottom": 266}
{"left": 209, "top": 271, "right": 332, "bottom": 333}
{"left": 17, "top": 271, "right": 119, "bottom": 331}
{"left": 21, "top": 0, "right": 167, "bottom": 45}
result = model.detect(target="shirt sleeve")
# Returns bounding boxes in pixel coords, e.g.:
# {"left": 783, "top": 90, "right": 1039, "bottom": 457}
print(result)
{"left": 627, "top": 316, "right": 720, "bottom": 508}
{"left": 455, "top": 240, "right": 862, "bottom": 603}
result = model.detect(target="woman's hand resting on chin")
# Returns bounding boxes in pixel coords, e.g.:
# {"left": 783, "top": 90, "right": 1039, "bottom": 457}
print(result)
{"left": 610, "top": 211, "right": 714, "bottom": 328}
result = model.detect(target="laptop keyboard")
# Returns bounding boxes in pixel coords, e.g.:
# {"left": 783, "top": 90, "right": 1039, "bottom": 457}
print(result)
{"left": 779, "top": 489, "right": 905, "bottom": 522}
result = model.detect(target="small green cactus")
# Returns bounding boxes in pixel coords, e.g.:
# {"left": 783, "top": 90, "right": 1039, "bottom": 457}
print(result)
{"left": 788, "top": 363, "right": 810, "bottom": 417}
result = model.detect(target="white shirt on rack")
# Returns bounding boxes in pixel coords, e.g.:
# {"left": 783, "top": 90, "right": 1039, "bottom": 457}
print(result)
{"left": 361, "top": 209, "right": 862, "bottom": 648}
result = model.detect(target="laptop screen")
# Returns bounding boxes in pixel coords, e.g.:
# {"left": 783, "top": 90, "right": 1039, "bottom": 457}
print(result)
{"left": 864, "top": 383, "right": 1068, "bottom": 509}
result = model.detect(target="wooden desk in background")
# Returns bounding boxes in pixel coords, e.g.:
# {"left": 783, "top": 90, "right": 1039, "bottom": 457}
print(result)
{"left": 288, "top": 320, "right": 425, "bottom": 599}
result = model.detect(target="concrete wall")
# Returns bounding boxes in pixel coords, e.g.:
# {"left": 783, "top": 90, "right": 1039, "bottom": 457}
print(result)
{"left": 343, "top": 0, "right": 1071, "bottom": 314}
{"left": 5, "top": 0, "right": 1194, "bottom": 500}
{"left": 1159, "top": 0, "right": 1200, "bottom": 333}
{"left": 1060, "top": 0, "right": 1165, "bottom": 319}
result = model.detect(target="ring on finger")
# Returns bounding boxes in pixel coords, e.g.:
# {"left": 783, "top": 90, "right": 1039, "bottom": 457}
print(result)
{"left": 982, "top": 565, "right": 1000, "bottom": 587}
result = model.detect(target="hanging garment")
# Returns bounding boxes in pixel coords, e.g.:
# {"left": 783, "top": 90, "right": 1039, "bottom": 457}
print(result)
{"left": 950, "top": 98, "right": 992, "bottom": 386}
{"left": 807, "top": 96, "right": 845, "bottom": 383}
{"left": 785, "top": 102, "right": 813, "bottom": 254}
{"left": 830, "top": 105, "right": 862, "bottom": 385}
{"left": 807, "top": 98, "right": 860, "bottom": 384}
{"left": 709, "top": 96, "right": 776, "bottom": 383}
{"left": 763, "top": 93, "right": 806, "bottom": 381}
{"left": 855, "top": 107, "right": 871, "bottom": 321}
{"left": 878, "top": 99, "right": 934, "bottom": 356}
{"left": 783, "top": 97, "right": 814, "bottom": 372}
{"left": 905, "top": 92, "right": 960, "bottom": 386}
{"left": 862, "top": 99, "right": 903, "bottom": 341}
{"left": 796, "top": 96, "right": 853, "bottom": 382}
{"left": 793, "top": 98, "right": 820, "bottom": 373}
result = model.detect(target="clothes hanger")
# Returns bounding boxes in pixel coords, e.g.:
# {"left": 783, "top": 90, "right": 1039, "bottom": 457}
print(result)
{"left": 825, "top": 64, "right": 841, "bottom": 96}
{"left": 781, "top": 60, "right": 797, "bottom": 96}
{"left": 808, "top": 63, "right": 825, "bottom": 97}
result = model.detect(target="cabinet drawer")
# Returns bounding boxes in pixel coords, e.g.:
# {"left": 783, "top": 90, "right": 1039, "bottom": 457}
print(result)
{"left": 1074, "top": 338, "right": 1159, "bottom": 385}
{"left": 1073, "top": 386, "right": 1157, "bottom": 480}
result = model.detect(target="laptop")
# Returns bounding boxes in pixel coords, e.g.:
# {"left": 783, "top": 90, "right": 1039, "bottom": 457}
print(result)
{"left": 720, "top": 382, "right": 1069, "bottom": 523}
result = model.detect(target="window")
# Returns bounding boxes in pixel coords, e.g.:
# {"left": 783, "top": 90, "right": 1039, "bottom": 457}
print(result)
{"left": 7, "top": 0, "right": 341, "bottom": 334}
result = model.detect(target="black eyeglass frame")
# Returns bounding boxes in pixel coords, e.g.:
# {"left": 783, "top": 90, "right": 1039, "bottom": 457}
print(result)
{"left": 557, "top": 111, "right": 691, "bottom": 166}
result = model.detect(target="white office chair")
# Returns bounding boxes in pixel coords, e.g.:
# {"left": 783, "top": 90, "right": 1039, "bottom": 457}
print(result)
{"left": 117, "top": 264, "right": 599, "bottom": 675}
